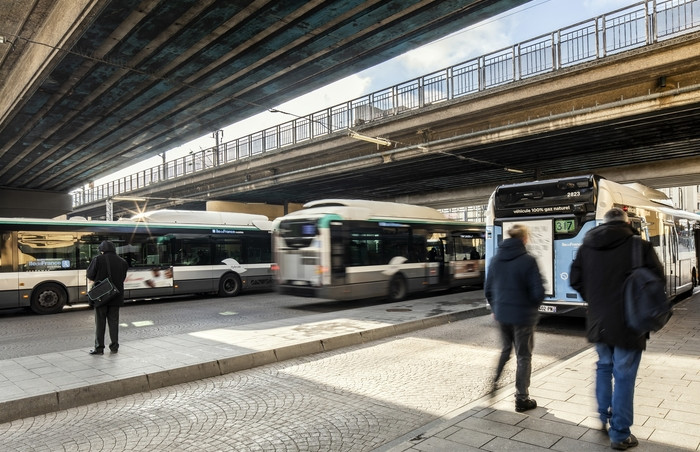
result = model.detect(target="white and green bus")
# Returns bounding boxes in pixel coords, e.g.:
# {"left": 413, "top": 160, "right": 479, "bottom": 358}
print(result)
{"left": 0, "top": 210, "right": 274, "bottom": 314}
{"left": 273, "top": 199, "right": 485, "bottom": 302}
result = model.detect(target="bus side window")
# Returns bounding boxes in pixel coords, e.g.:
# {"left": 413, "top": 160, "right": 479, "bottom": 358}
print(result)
{"left": 191, "top": 248, "right": 210, "bottom": 265}
{"left": 1, "top": 233, "right": 13, "bottom": 272}
{"left": 214, "top": 238, "right": 242, "bottom": 263}
{"left": 245, "top": 236, "right": 270, "bottom": 264}
{"left": 78, "top": 247, "right": 91, "bottom": 269}
{"left": 17, "top": 231, "right": 77, "bottom": 271}
{"left": 350, "top": 241, "right": 367, "bottom": 266}
{"left": 411, "top": 236, "right": 427, "bottom": 262}
{"left": 349, "top": 232, "right": 381, "bottom": 266}
{"left": 443, "top": 240, "right": 454, "bottom": 261}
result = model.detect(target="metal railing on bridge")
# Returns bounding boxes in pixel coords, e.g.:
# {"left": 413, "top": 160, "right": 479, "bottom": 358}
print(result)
{"left": 72, "top": 0, "right": 700, "bottom": 208}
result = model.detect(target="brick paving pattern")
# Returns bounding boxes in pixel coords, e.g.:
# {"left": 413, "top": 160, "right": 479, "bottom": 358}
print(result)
{"left": 0, "top": 291, "right": 697, "bottom": 451}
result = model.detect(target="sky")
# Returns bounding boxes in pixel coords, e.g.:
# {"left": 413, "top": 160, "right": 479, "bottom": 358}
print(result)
{"left": 87, "top": 0, "right": 635, "bottom": 189}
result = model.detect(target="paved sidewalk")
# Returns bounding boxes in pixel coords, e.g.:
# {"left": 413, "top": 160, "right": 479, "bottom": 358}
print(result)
{"left": 0, "top": 290, "right": 489, "bottom": 425}
{"left": 378, "top": 294, "right": 700, "bottom": 452}
{"left": 1, "top": 291, "right": 698, "bottom": 452}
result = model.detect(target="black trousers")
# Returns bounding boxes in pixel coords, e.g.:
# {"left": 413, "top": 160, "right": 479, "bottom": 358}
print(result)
{"left": 94, "top": 304, "right": 120, "bottom": 351}
{"left": 494, "top": 322, "right": 535, "bottom": 400}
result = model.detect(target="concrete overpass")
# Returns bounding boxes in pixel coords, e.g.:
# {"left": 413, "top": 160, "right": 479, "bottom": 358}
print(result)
{"left": 0, "top": 0, "right": 530, "bottom": 217}
{"left": 66, "top": 1, "right": 700, "bottom": 219}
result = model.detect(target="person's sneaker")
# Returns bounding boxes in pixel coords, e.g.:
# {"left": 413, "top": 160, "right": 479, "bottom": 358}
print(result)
{"left": 601, "top": 421, "right": 609, "bottom": 434}
{"left": 515, "top": 398, "right": 537, "bottom": 412}
{"left": 611, "top": 434, "right": 638, "bottom": 450}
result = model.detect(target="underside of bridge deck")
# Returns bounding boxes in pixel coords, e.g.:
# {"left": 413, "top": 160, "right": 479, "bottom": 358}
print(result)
{"left": 0, "top": 0, "right": 528, "bottom": 204}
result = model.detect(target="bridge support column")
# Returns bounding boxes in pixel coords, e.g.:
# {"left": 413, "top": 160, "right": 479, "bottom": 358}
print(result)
{"left": 0, "top": 188, "right": 73, "bottom": 218}
{"left": 206, "top": 201, "right": 303, "bottom": 219}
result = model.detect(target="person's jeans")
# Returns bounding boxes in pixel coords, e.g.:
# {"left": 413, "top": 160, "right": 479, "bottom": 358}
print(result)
{"left": 495, "top": 323, "right": 534, "bottom": 400}
{"left": 595, "top": 343, "right": 642, "bottom": 443}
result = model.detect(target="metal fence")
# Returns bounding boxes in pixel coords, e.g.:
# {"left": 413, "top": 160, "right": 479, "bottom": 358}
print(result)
{"left": 72, "top": 0, "right": 700, "bottom": 208}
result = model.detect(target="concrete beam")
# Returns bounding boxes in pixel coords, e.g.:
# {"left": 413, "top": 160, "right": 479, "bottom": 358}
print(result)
{"left": 392, "top": 156, "right": 700, "bottom": 210}
{"left": 0, "top": 0, "right": 106, "bottom": 125}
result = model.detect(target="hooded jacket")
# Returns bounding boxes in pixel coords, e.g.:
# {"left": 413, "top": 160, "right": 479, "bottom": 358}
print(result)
{"left": 570, "top": 221, "right": 664, "bottom": 350}
{"left": 87, "top": 241, "right": 129, "bottom": 306}
{"left": 485, "top": 237, "right": 544, "bottom": 326}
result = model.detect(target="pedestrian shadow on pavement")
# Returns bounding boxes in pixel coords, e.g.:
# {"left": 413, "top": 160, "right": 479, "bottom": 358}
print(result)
{"left": 406, "top": 401, "right": 696, "bottom": 451}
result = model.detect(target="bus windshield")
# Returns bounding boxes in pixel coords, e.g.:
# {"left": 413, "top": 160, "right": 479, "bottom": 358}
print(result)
{"left": 277, "top": 219, "right": 319, "bottom": 249}
{"left": 493, "top": 174, "right": 598, "bottom": 237}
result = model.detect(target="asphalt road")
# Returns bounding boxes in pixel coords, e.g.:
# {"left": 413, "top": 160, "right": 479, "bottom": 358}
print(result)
{"left": 0, "top": 289, "right": 492, "bottom": 360}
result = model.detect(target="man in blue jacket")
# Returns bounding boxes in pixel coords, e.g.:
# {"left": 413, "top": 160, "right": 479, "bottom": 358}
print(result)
{"left": 87, "top": 240, "right": 129, "bottom": 355}
{"left": 571, "top": 207, "right": 664, "bottom": 450}
{"left": 485, "top": 224, "right": 544, "bottom": 412}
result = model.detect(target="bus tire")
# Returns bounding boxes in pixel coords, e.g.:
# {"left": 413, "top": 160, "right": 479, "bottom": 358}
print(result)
{"left": 218, "top": 273, "right": 242, "bottom": 297}
{"left": 30, "top": 283, "right": 67, "bottom": 315}
{"left": 388, "top": 274, "right": 407, "bottom": 302}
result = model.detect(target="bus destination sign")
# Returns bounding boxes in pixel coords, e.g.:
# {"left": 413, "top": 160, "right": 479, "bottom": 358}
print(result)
{"left": 497, "top": 204, "right": 574, "bottom": 217}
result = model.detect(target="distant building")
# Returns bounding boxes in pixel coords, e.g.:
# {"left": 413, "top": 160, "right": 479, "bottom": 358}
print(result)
{"left": 660, "top": 185, "right": 700, "bottom": 214}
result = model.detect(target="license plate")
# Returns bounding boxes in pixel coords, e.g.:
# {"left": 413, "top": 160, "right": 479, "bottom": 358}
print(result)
{"left": 539, "top": 305, "right": 556, "bottom": 313}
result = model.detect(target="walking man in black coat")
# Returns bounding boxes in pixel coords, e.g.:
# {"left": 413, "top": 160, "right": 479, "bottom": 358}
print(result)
{"left": 571, "top": 207, "right": 664, "bottom": 450}
{"left": 485, "top": 224, "right": 544, "bottom": 412}
{"left": 87, "top": 240, "right": 129, "bottom": 355}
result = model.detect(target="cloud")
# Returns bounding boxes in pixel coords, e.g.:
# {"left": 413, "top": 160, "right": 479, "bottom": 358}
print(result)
{"left": 582, "top": 0, "right": 633, "bottom": 11}
{"left": 274, "top": 74, "right": 373, "bottom": 114}
{"left": 393, "top": 21, "right": 512, "bottom": 76}
{"left": 387, "top": 0, "right": 637, "bottom": 83}
{"left": 216, "top": 74, "right": 373, "bottom": 139}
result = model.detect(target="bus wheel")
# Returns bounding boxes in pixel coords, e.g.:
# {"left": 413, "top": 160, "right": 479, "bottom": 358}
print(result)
{"left": 30, "top": 283, "right": 67, "bottom": 315}
{"left": 219, "top": 273, "right": 242, "bottom": 297}
{"left": 388, "top": 275, "right": 407, "bottom": 302}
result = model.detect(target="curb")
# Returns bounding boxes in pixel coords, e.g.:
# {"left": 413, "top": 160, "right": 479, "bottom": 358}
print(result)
{"left": 0, "top": 306, "right": 488, "bottom": 424}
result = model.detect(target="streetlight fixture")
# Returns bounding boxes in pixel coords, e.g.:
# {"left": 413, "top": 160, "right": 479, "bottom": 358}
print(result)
{"left": 349, "top": 131, "right": 392, "bottom": 146}
{"left": 112, "top": 196, "right": 148, "bottom": 202}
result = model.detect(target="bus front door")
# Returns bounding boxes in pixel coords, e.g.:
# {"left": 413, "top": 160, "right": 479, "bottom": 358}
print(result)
{"left": 330, "top": 223, "right": 347, "bottom": 286}
{"left": 663, "top": 223, "right": 677, "bottom": 298}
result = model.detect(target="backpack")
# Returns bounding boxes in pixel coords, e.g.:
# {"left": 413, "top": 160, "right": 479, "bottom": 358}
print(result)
{"left": 623, "top": 236, "right": 672, "bottom": 334}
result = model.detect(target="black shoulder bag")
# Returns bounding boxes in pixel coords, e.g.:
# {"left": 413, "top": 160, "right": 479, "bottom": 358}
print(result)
{"left": 87, "top": 256, "right": 120, "bottom": 308}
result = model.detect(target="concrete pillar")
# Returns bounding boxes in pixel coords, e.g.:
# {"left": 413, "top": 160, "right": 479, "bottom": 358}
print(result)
{"left": 206, "top": 200, "right": 304, "bottom": 219}
{"left": 0, "top": 188, "right": 73, "bottom": 218}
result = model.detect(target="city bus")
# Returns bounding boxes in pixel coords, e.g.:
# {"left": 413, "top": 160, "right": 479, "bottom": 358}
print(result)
{"left": 0, "top": 210, "right": 274, "bottom": 314}
{"left": 273, "top": 199, "right": 485, "bottom": 301}
{"left": 485, "top": 174, "right": 700, "bottom": 315}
